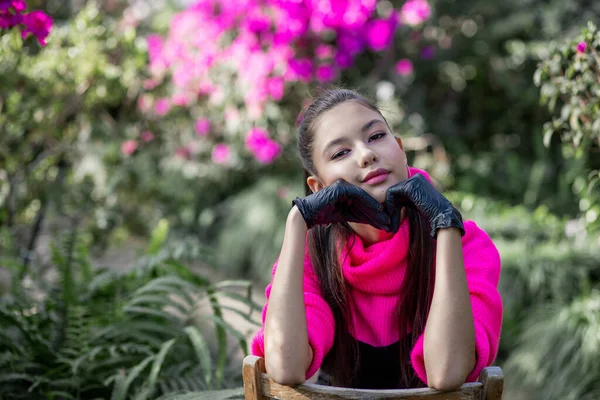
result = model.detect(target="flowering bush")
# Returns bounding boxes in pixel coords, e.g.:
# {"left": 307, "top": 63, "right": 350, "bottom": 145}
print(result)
{"left": 139, "top": 0, "right": 432, "bottom": 169}
{"left": 535, "top": 21, "right": 600, "bottom": 231}
{"left": 0, "top": 0, "right": 52, "bottom": 45}
{"left": 0, "top": 2, "right": 150, "bottom": 247}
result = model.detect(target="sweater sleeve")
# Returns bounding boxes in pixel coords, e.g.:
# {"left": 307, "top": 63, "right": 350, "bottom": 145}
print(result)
{"left": 410, "top": 220, "right": 503, "bottom": 385}
{"left": 250, "top": 248, "right": 336, "bottom": 380}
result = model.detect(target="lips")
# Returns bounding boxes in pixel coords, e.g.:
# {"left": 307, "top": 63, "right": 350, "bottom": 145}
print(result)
{"left": 362, "top": 168, "right": 390, "bottom": 184}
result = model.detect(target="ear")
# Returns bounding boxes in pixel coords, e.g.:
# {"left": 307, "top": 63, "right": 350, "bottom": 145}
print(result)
{"left": 306, "top": 175, "right": 324, "bottom": 194}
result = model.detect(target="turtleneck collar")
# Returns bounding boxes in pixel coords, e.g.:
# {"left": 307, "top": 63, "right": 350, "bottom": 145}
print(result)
{"left": 340, "top": 216, "right": 411, "bottom": 295}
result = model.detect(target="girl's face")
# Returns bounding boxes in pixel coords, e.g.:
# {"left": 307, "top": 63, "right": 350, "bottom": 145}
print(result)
{"left": 307, "top": 101, "right": 408, "bottom": 204}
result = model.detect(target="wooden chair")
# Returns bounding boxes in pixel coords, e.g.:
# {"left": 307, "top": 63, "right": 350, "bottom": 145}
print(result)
{"left": 243, "top": 355, "right": 503, "bottom": 399}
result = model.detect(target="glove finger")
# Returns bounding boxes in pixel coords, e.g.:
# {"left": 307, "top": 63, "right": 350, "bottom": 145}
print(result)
{"left": 351, "top": 203, "right": 390, "bottom": 230}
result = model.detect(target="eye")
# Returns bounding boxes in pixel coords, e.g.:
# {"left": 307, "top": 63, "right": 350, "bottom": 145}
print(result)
{"left": 331, "top": 149, "right": 349, "bottom": 160}
{"left": 369, "top": 132, "right": 386, "bottom": 141}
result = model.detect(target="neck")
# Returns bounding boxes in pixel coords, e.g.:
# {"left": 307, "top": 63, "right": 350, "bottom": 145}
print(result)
{"left": 349, "top": 208, "right": 407, "bottom": 246}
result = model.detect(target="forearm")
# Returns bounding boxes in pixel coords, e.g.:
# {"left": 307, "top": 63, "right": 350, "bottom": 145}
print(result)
{"left": 264, "top": 206, "right": 313, "bottom": 384}
{"left": 424, "top": 228, "right": 475, "bottom": 390}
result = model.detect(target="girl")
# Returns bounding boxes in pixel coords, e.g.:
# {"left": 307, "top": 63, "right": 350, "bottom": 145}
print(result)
{"left": 250, "top": 88, "right": 503, "bottom": 390}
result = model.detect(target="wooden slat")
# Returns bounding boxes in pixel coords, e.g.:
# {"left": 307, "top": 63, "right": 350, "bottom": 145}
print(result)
{"left": 243, "top": 355, "right": 267, "bottom": 400}
{"left": 262, "top": 376, "right": 483, "bottom": 400}
{"left": 477, "top": 367, "right": 503, "bottom": 400}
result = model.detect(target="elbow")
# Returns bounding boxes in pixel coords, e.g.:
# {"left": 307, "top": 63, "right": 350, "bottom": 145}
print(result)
{"left": 427, "top": 372, "right": 467, "bottom": 391}
{"left": 265, "top": 356, "right": 306, "bottom": 385}
{"left": 266, "top": 368, "right": 306, "bottom": 386}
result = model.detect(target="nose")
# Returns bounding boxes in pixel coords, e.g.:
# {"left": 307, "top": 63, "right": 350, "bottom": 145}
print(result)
{"left": 356, "top": 143, "right": 377, "bottom": 167}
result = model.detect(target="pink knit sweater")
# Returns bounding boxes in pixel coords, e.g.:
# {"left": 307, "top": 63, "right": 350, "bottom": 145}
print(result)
{"left": 251, "top": 168, "right": 503, "bottom": 385}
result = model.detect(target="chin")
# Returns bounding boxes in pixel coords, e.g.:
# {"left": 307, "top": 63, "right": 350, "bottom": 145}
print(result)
{"left": 369, "top": 187, "right": 388, "bottom": 204}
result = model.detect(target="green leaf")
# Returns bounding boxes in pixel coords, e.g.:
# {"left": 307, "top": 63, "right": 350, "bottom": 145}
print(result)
{"left": 184, "top": 326, "right": 213, "bottom": 387}
{"left": 110, "top": 355, "right": 154, "bottom": 400}
{"left": 147, "top": 219, "right": 169, "bottom": 256}
{"left": 142, "top": 338, "right": 176, "bottom": 399}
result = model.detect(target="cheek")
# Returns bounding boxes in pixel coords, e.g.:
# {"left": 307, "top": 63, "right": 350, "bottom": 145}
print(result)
{"left": 322, "top": 165, "right": 351, "bottom": 185}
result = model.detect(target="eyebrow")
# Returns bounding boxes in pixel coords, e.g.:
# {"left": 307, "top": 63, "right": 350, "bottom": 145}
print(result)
{"left": 321, "top": 119, "right": 385, "bottom": 158}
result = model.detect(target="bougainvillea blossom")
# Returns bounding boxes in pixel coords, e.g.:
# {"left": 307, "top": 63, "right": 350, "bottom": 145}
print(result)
{"left": 20, "top": 10, "right": 52, "bottom": 46}
{"left": 400, "top": 0, "right": 431, "bottom": 26}
{"left": 212, "top": 143, "right": 231, "bottom": 164}
{"left": 395, "top": 58, "right": 413, "bottom": 75}
{"left": 142, "top": 0, "right": 432, "bottom": 166}
{"left": 144, "top": 0, "right": 432, "bottom": 116}
{"left": 245, "top": 127, "right": 282, "bottom": 164}
{"left": 1, "top": 0, "right": 53, "bottom": 46}
{"left": 121, "top": 140, "right": 138, "bottom": 156}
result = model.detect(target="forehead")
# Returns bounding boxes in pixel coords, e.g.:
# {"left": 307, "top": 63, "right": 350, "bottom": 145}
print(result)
{"left": 312, "top": 101, "right": 383, "bottom": 146}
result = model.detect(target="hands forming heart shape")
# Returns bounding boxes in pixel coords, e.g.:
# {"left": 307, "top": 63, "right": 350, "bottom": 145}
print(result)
{"left": 293, "top": 174, "right": 464, "bottom": 238}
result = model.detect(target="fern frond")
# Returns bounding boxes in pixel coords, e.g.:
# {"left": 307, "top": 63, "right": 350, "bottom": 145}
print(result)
{"left": 110, "top": 355, "right": 154, "bottom": 400}
{"left": 126, "top": 294, "right": 191, "bottom": 317}
{"left": 183, "top": 326, "right": 212, "bottom": 387}
{"left": 141, "top": 338, "right": 177, "bottom": 399}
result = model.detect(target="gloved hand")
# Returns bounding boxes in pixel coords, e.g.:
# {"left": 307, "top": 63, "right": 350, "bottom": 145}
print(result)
{"left": 384, "top": 174, "right": 464, "bottom": 238}
{"left": 293, "top": 180, "right": 391, "bottom": 230}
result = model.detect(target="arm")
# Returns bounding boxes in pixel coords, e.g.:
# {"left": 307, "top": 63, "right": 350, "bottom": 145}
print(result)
{"left": 263, "top": 206, "right": 313, "bottom": 384}
{"left": 423, "top": 227, "right": 475, "bottom": 390}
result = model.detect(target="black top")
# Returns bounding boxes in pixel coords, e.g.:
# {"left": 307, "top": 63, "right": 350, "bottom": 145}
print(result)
{"left": 316, "top": 334, "right": 421, "bottom": 389}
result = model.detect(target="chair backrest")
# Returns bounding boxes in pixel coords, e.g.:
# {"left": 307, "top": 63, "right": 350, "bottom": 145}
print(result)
{"left": 243, "top": 355, "right": 503, "bottom": 400}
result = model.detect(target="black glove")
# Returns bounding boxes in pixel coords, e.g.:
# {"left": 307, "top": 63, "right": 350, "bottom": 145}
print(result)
{"left": 384, "top": 174, "right": 464, "bottom": 238}
{"left": 293, "top": 180, "right": 391, "bottom": 230}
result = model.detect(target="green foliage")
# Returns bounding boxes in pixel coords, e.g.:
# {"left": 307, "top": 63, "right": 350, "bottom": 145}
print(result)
{"left": 0, "top": 1, "right": 148, "bottom": 250}
{"left": 450, "top": 191, "right": 600, "bottom": 399}
{"left": 0, "top": 222, "right": 260, "bottom": 399}
{"left": 212, "top": 176, "right": 300, "bottom": 283}
{"left": 535, "top": 21, "right": 600, "bottom": 231}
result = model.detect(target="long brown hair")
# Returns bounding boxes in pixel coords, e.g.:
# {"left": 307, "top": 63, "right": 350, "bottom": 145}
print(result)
{"left": 297, "top": 88, "right": 435, "bottom": 388}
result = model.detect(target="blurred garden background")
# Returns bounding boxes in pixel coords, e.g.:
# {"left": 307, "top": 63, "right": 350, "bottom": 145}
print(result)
{"left": 1, "top": 0, "right": 600, "bottom": 399}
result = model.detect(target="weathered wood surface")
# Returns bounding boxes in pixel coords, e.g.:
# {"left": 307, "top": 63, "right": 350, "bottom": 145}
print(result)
{"left": 242, "top": 355, "right": 503, "bottom": 400}
{"left": 477, "top": 366, "right": 503, "bottom": 400}
{"left": 263, "top": 378, "right": 482, "bottom": 400}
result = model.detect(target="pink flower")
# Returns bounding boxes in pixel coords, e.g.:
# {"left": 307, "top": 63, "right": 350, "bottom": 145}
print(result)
{"left": 395, "top": 59, "right": 413, "bottom": 75}
{"left": 21, "top": 10, "right": 53, "bottom": 46}
{"left": 400, "top": 0, "right": 431, "bottom": 26}
{"left": 154, "top": 98, "right": 170, "bottom": 116}
{"left": 316, "top": 65, "right": 335, "bottom": 82}
{"left": 577, "top": 41, "right": 587, "bottom": 53}
{"left": 140, "top": 131, "right": 154, "bottom": 142}
{"left": 146, "top": 34, "right": 164, "bottom": 65}
{"left": 245, "top": 127, "right": 282, "bottom": 164}
{"left": 121, "top": 140, "right": 138, "bottom": 156}
{"left": 254, "top": 140, "right": 282, "bottom": 164}
{"left": 334, "top": 51, "right": 354, "bottom": 68}
{"left": 286, "top": 58, "right": 313, "bottom": 82}
{"left": 211, "top": 143, "right": 231, "bottom": 164}
{"left": 194, "top": 118, "right": 211, "bottom": 136}
{"left": 267, "top": 77, "right": 285, "bottom": 101}
{"left": 366, "top": 17, "right": 396, "bottom": 51}
{"left": 0, "top": 0, "right": 25, "bottom": 12}
{"left": 245, "top": 127, "right": 271, "bottom": 150}
{"left": 337, "top": 32, "right": 364, "bottom": 55}
{"left": 0, "top": 10, "right": 23, "bottom": 28}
